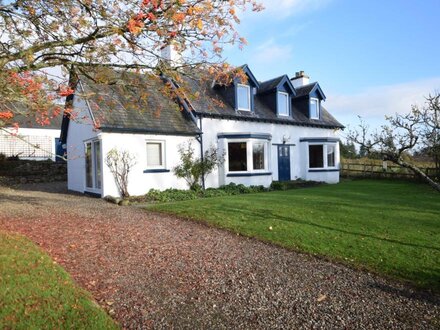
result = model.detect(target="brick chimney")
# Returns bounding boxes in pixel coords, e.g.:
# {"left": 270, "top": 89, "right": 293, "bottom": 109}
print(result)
{"left": 290, "top": 71, "right": 310, "bottom": 88}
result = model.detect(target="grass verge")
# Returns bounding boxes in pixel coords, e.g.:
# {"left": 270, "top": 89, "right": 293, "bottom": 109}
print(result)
{"left": 147, "top": 179, "right": 440, "bottom": 291}
{"left": 0, "top": 231, "right": 118, "bottom": 329}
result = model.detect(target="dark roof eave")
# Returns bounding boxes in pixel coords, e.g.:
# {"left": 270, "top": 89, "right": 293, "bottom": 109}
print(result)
{"left": 194, "top": 111, "right": 344, "bottom": 129}
{"left": 100, "top": 126, "right": 202, "bottom": 136}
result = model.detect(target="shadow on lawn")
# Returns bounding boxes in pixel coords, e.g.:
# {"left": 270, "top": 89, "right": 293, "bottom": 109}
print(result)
{"left": 235, "top": 207, "right": 440, "bottom": 253}
{"left": 368, "top": 281, "right": 440, "bottom": 305}
{"left": 0, "top": 192, "right": 42, "bottom": 205}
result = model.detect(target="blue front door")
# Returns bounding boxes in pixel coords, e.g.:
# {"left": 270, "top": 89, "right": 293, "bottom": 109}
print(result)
{"left": 278, "top": 145, "right": 291, "bottom": 181}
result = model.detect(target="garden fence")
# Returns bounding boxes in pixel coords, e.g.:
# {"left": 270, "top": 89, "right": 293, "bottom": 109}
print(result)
{"left": 340, "top": 160, "right": 439, "bottom": 181}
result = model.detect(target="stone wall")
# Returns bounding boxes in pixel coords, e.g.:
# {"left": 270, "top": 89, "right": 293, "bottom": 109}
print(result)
{"left": 0, "top": 160, "right": 67, "bottom": 184}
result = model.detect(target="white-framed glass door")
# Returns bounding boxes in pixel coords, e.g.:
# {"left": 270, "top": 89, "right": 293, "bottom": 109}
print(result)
{"left": 85, "top": 140, "right": 102, "bottom": 191}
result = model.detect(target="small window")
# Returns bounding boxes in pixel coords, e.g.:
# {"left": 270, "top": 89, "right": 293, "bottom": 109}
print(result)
{"left": 146, "top": 141, "right": 164, "bottom": 168}
{"left": 309, "top": 145, "right": 324, "bottom": 168}
{"left": 327, "top": 145, "right": 335, "bottom": 167}
{"left": 252, "top": 142, "right": 265, "bottom": 170}
{"left": 237, "top": 84, "right": 251, "bottom": 111}
{"left": 310, "top": 98, "right": 320, "bottom": 119}
{"left": 277, "top": 92, "right": 289, "bottom": 116}
{"left": 228, "top": 142, "right": 247, "bottom": 171}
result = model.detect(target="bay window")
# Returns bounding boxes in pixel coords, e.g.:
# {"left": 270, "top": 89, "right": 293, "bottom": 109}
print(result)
{"left": 309, "top": 145, "right": 324, "bottom": 168}
{"left": 228, "top": 142, "right": 247, "bottom": 171}
{"left": 327, "top": 145, "right": 335, "bottom": 167}
{"left": 308, "top": 143, "right": 337, "bottom": 169}
{"left": 227, "top": 139, "right": 268, "bottom": 173}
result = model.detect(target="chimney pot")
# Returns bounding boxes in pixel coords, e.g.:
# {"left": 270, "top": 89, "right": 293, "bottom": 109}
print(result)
{"left": 291, "top": 70, "right": 310, "bottom": 88}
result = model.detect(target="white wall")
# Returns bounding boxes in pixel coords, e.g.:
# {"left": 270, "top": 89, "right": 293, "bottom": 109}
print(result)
{"left": 66, "top": 96, "right": 100, "bottom": 193}
{"left": 0, "top": 127, "right": 60, "bottom": 161}
{"left": 67, "top": 95, "right": 198, "bottom": 197}
{"left": 200, "top": 117, "right": 341, "bottom": 187}
{"left": 67, "top": 96, "right": 340, "bottom": 197}
{"left": 100, "top": 133, "right": 197, "bottom": 197}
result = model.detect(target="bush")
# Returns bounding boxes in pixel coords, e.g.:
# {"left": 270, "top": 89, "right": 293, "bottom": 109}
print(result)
{"left": 270, "top": 179, "right": 324, "bottom": 191}
{"left": 131, "top": 180, "right": 321, "bottom": 204}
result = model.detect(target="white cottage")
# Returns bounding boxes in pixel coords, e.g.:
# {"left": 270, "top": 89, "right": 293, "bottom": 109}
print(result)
{"left": 62, "top": 65, "right": 344, "bottom": 197}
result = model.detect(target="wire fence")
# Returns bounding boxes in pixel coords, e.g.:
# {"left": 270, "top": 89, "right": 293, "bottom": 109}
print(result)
{"left": 0, "top": 134, "right": 54, "bottom": 159}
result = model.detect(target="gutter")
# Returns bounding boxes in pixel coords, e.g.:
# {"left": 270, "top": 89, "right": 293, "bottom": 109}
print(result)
{"left": 161, "top": 74, "right": 206, "bottom": 189}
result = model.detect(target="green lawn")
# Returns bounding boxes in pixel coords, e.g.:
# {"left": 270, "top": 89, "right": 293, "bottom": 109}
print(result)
{"left": 147, "top": 179, "right": 440, "bottom": 291}
{"left": 0, "top": 232, "right": 117, "bottom": 329}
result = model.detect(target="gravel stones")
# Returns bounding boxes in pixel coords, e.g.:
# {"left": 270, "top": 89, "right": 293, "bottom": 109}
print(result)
{"left": 0, "top": 182, "right": 439, "bottom": 329}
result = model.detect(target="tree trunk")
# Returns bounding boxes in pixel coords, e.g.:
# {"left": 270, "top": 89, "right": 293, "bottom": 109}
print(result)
{"left": 393, "top": 158, "right": 440, "bottom": 192}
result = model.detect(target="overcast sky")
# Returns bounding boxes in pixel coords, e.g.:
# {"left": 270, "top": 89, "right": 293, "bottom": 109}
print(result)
{"left": 225, "top": 0, "right": 440, "bottom": 134}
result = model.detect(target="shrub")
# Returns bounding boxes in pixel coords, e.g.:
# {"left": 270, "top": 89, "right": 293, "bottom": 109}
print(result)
{"left": 173, "top": 142, "right": 224, "bottom": 191}
{"left": 131, "top": 181, "right": 320, "bottom": 204}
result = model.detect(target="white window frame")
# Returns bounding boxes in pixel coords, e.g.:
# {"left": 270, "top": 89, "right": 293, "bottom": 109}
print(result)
{"left": 310, "top": 98, "right": 320, "bottom": 119}
{"left": 146, "top": 140, "right": 166, "bottom": 169}
{"left": 308, "top": 143, "right": 337, "bottom": 170}
{"left": 227, "top": 139, "right": 269, "bottom": 174}
{"left": 237, "top": 84, "right": 251, "bottom": 111}
{"left": 84, "top": 138, "right": 102, "bottom": 193}
{"left": 277, "top": 92, "right": 290, "bottom": 117}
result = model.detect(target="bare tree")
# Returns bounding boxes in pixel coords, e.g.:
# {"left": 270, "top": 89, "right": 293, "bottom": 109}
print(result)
{"left": 105, "top": 148, "right": 137, "bottom": 198}
{"left": 347, "top": 92, "right": 440, "bottom": 192}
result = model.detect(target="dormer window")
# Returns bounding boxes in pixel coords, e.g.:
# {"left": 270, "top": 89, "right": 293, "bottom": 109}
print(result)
{"left": 277, "top": 92, "right": 289, "bottom": 116}
{"left": 310, "top": 98, "right": 320, "bottom": 119}
{"left": 237, "top": 84, "right": 251, "bottom": 111}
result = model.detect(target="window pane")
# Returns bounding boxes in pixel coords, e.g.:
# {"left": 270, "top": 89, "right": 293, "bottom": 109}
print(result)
{"left": 310, "top": 99, "right": 319, "bottom": 118}
{"left": 228, "top": 142, "right": 247, "bottom": 171}
{"left": 237, "top": 85, "right": 250, "bottom": 110}
{"left": 85, "top": 143, "right": 93, "bottom": 188}
{"left": 327, "top": 145, "right": 335, "bottom": 167}
{"left": 309, "top": 145, "right": 323, "bottom": 168}
{"left": 147, "top": 142, "right": 162, "bottom": 167}
{"left": 94, "top": 141, "right": 102, "bottom": 189}
{"left": 253, "top": 142, "right": 265, "bottom": 170}
{"left": 278, "top": 93, "right": 289, "bottom": 116}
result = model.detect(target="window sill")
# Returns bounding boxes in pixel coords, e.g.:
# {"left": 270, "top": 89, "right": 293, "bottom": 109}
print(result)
{"left": 143, "top": 169, "right": 171, "bottom": 173}
{"left": 227, "top": 172, "right": 272, "bottom": 177}
{"left": 308, "top": 168, "right": 340, "bottom": 172}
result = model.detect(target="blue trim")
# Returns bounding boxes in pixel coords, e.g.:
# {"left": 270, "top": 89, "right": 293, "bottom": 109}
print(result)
{"left": 308, "top": 169, "right": 340, "bottom": 172}
{"left": 240, "top": 64, "right": 260, "bottom": 88}
{"left": 300, "top": 137, "right": 339, "bottom": 143}
{"left": 227, "top": 172, "right": 272, "bottom": 177}
{"left": 218, "top": 133, "right": 272, "bottom": 140}
{"left": 143, "top": 169, "right": 171, "bottom": 173}
{"left": 279, "top": 75, "right": 297, "bottom": 96}
{"left": 272, "top": 143, "right": 296, "bottom": 146}
{"left": 310, "top": 83, "right": 326, "bottom": 101}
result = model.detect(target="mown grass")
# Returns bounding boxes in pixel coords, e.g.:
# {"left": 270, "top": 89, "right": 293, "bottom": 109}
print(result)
{"left": 147, "top": 179, "right": 440, "bottom": 291}
{"left": 0, "top": 232, "right": 118, "bottom": 329}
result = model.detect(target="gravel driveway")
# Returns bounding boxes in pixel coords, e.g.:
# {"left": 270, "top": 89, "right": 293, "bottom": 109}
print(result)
{"left": 0, "top": 182, "right": 439, "bottom": 329}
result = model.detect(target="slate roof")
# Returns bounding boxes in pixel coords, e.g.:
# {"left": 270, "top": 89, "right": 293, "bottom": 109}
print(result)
{"left": 184, "top": 76, "right": 344, "bottom": 129}
{"left": 294, "top": 83, "right": 317, "bottom": 98}
{"left": 72, "top": 68, "right": 343, "bottom": 134}
{"left": 1, "top": 102, "right": 62, "bottom": 129}
{"left": 258, "top": 76, "right": 285, "bottom": 94}
{"left": 78, "top": 74, "right": 200, "bottom": 135}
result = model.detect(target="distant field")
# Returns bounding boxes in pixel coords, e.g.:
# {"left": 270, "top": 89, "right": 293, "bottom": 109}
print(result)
{"left": 147, "top": 179, "right": 440, "bottom": 290}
